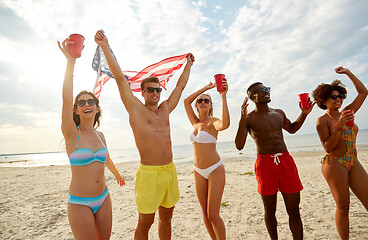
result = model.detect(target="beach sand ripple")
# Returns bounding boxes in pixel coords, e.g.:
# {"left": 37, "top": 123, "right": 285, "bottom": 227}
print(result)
{"left": 1, "top": 150, "right": 367, "bottom": 239}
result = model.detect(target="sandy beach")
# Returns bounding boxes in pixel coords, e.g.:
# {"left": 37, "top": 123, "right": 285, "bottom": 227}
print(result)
{"left": 1, "top": 149, "right": 368, "bottom": 240}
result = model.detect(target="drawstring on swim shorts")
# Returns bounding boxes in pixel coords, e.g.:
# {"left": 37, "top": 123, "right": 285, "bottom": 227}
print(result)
{"left": 272, "top": 153, "right": 282, "bottom": 165}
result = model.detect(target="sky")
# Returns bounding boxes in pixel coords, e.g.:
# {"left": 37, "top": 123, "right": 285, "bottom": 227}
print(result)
{"left": 0, "top": 0, "right": 368, "bottom": 154}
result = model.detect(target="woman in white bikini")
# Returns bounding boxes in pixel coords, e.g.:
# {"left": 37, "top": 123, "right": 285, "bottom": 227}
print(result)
{"left": 184, "top": 80, "right": 230, "bottom": 240}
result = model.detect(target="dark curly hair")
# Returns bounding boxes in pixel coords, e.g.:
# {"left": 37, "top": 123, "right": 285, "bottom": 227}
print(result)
{"left": 73, "top": 90, "right": 101, "bottom": 128}
{"left": 312, "top": 80, "right": 347, "bottom": 110}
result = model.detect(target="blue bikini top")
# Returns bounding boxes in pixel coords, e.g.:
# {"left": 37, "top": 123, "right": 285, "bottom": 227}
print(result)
{"left": 68, "top": 128, "right": 108, "bottom": 166}
{"left": 190, "top": 131, "right": 217, "bottom": 144}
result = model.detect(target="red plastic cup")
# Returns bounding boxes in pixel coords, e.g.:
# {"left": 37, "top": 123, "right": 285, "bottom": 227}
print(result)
{"left": 69, "top": 34, "right": 85, "bottom": 58}
{"left": 298, "top": 93, "right": 310, "bottom": 109}
{"left": 214, "top": 74, "right": 226, "bottom": 92}
{"left": 344, "top": 109, "right": 354, "bottom": 127}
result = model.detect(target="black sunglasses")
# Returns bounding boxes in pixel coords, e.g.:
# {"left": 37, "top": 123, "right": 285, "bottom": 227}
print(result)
{"left": 77, "top": 99, "right": 96, "bottom": 107}
{"left": 143, "top": 87, "right": 162, "bottom": 93}
{"left": 197, "top": 98, "right": 210, "bottom": 104}
{"left": 257, "top": 87, "right": 271, "bottom": 93}
{"left": 330, "top": 93, "right": 345, "bottom": 100}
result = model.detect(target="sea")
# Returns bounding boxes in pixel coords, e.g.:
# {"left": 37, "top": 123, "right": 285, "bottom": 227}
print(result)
{"left": 1, "top": 129, "right": 368, "bottom": 168}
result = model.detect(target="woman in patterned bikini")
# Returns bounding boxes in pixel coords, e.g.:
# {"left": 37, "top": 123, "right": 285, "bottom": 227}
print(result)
{"left": 184, "top": 80, "right": 230, "bottom": 240}
{"left": 313, "top": 66, "right": 368, "bottom": 240}
{"left": 58, "top": 36, "right": 125, "bottom": 239}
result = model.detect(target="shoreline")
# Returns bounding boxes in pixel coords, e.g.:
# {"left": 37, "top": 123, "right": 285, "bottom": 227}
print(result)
{"left": 2, "top": 145, "right": 368, "bottom": 168}
{"left": 1, "top": 150, "right": 367, "bottom": 239}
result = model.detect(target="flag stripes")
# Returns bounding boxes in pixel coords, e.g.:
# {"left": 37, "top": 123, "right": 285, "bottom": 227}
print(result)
{"left": 92, "top": 46, "right": 188, "bottom": 97}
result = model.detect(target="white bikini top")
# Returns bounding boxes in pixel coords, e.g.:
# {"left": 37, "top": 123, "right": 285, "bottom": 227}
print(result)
{"left": 190, "top": 131, "right": 217, "bottom": 144}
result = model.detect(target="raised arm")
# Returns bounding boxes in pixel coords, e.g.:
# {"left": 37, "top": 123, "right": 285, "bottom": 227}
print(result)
{"left": 337, "top": 67, "right": 368, "bottom": 113}
{"left": 235, "top": 97, "right": 249, "bottom": 150}
{"left": 213, "top": 80, "right": 230, "bottom": 131}
{"left": 184, "top": 82, "right": 215, "bottom": 125}
{"left": 94, "top": 30, "right": 138, "bottom": 112}
{"left": 58, "top": 38, "right": 78, "bottom": 138}
{"left": 282, "top": 100, "right": 315, "bottom": 134}
{"left": 167, "top": 53, "right": 195, "bottom": 113}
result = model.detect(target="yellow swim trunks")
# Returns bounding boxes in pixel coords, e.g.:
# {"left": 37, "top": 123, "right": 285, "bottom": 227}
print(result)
{"left": 135, "top": 162, "right": 180, "bottom": 214}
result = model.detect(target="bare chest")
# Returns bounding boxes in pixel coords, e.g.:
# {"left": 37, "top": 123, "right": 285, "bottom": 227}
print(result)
{"left": 130, "top": 108, "right": 170, "bottom": 136}
{"left": 249, "top": 112, "right": 284, "bottom": 134}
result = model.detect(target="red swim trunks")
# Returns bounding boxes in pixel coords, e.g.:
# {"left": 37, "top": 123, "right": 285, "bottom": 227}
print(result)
{"left": 254, "top": 151, "right": 303, "bottom": 196}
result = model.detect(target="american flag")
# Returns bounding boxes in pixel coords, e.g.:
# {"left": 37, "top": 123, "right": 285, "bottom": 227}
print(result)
{"left": 91, "top": 46, "right": 133, "bottom": 98}
{"left": 92, "top": 46, "right": 189, "bottom": 98}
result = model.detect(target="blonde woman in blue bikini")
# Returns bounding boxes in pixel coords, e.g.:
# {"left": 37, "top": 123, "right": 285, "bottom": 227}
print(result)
{"left": 313, "top": 66, "right": 368, "bottom": 240}
{"left": 58, "top": 36, "right": 125, "bottom": 239}
{"left": 184, "top": 80, "right": 230, "bottom": 240}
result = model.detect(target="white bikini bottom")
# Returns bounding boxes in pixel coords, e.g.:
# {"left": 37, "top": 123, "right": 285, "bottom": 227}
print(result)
{"left": 193, "top": 159, "right": 223, "bottom": 179}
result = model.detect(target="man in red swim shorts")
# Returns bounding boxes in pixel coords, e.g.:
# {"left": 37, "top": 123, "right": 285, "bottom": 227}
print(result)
{"left": 235, "top": 82, "right": 314, "bottom": 240}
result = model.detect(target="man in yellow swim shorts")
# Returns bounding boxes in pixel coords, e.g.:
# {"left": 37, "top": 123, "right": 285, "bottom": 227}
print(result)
{"left": 135, "top": 162, "right": 179, "bottom": 214}
{"left": 95, "top": 30, "right": 195, "bottom": 240}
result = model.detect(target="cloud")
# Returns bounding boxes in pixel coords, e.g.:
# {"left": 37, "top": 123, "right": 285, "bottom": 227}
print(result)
{"left": 216, "top": 0, "right": 368, "bottom": 137}
{"left": 0, "top": 5, "right": 37, "bottom": 42}
{"left": 222, "top": 0, "right": 368, "bottom": 96}
{"left": 192, "top": 0, "right": 207, "bottom": 8}
{"left": 0, "top": 0, "right": 367, "bottom": 154}
{"left": 214, "top": 5, "right": 222, "bottom": 12}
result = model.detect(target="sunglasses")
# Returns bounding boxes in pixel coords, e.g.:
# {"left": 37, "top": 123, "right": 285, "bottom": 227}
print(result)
{"left": 257, "top": 87, "right": 271, "bottom": 93}
{"left": 330, "top": 93, "right": 345, "bottom": 100}
{"left": 143, "top": 87, "right": 162, "bottom": 93}
{"left": 77, "top": 99, "right": 97, "bottom": 107}
{"left": 197, "top": 98, "right": 210, "bottom": 104}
